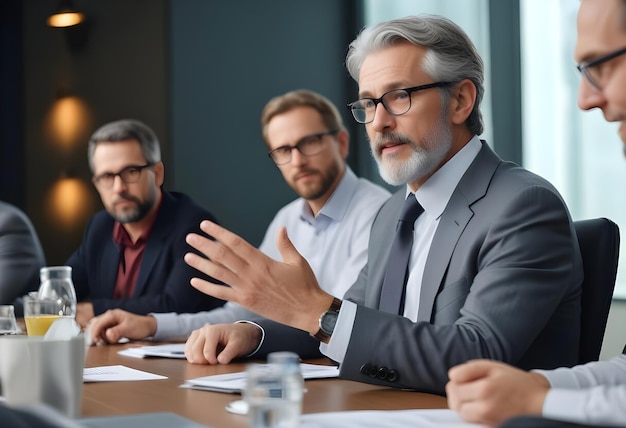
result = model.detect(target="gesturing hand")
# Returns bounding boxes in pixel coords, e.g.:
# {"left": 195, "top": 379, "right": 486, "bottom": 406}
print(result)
{"left": 184, "top": 221, "right": 334, "bottom": 335}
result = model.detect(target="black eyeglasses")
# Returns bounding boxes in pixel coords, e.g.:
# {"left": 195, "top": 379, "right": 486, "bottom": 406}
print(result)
{"left": 268, "top": 130, "right": 339, "bottom": 165}
{"left": 93, "top": 163, "right": 154, "bottom": 188}
{"left": 347, "top": 82, "right": 453, "bottom": 124}
{"left": 577, "top": 46, "right": 626, "bottom": 90}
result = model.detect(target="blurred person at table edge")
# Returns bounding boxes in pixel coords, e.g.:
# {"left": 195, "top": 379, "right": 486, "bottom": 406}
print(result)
{"left": 0, "top": 200, "right": 46, "bottom": 315}
{"left": 66, "top": 119, "right": 224, "bottom": 328}
{"left": 447, "top": 0, "right": 626, "bottom": 427}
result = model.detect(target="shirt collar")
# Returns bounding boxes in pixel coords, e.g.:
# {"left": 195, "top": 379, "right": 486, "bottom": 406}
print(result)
{"left": 113, "top": 222, "right": 140, "bottom": 248}
{"left": 408, "top": 135, "right": 482, "bottom": 219}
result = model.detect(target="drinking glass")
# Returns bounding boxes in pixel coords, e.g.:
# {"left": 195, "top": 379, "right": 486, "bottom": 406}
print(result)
{"left": 23, "top": 296, "right": 65, "bottom": 336}
{"left": 244, "top": 362, "right": 303, "bottom": 428}
{"left": 0, "top": 305, "right": 21, "bottom": 335}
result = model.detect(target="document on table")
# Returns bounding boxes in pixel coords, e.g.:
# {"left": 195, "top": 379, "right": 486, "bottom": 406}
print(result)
{"left": 299, "top": 409, "right": 488, "bottom": 428}
{"left": 117, "top": 343, "right": 186, "bottom": 359}
{"left": 80, "top": 412, "right": 208, "bottom": 428}
{"left": 83, "top": 365, "right": 167, "bottom": 382}
{"left": 181, "top": 363, "right": 340, "bottom": 394}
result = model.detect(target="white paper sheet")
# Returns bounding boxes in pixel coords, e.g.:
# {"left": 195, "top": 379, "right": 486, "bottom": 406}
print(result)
{"left": 300, "top": 409, "right": 488, "bottom": 428}
{"left": 117, "top": 343, "right": 186, "bottom": 359}
{"left": 83, "top": 365, "right": 167, "bottom": 382}
{"left": 181, "top": 363, "right": 340, "bottom": 393}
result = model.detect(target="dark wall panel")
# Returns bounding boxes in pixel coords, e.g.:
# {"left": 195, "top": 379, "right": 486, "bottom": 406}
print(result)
{"left": 0, "top": 1, "right": 24, "bottom": 206}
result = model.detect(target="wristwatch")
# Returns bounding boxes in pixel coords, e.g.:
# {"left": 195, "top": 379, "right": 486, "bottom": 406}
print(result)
{"left": 313, "top": 297, "right": 342, "bottom": 342}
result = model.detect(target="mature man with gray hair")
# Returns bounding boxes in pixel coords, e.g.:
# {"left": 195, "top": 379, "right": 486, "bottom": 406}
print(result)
{"left": 181, "top": 15, "right": 583, "bottom": 395}
{"left": 67, "top": 119, "right": 224, "bottom": 327}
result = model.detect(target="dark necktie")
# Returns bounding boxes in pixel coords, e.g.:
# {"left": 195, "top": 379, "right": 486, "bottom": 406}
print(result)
{"left": 379, "top": 193, "right": 424, "bottom": 315}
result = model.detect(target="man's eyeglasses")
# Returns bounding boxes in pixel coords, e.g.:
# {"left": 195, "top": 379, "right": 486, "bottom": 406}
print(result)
{"left": 347, "top": 82, "right": 453, "bottom": 124}
{"left": 268, "top": 130, "right": 339, "bottom": 165}
{"left": 577, "top": 46, "right": 626, "bottom": 90}
{"left": 93, "top": 163, "right": 154, "bottom": 188}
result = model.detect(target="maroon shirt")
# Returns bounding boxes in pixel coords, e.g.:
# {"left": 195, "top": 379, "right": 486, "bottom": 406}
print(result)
{"left": 111, "top": 220, "right": 153, "bottom": 299}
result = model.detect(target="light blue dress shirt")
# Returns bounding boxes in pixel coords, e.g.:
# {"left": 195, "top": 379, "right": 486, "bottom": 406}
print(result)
{"left": 536, "top": 353, "right": 626, "bottom": 425}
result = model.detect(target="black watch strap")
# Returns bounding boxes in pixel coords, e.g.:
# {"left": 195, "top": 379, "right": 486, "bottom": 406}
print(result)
{"left": 313, "top": 297, "right": 342, "bottom": 342}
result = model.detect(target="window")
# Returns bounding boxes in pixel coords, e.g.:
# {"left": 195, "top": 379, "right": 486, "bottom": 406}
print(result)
{"left": 521, "top": 0, "right": 626, "bottom": 299}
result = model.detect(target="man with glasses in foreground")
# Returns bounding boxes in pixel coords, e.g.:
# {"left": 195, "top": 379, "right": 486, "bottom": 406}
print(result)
{"left": 447, "top": 0, "right": 626, "bottom": 426}
{"left": 87, "top": 91, "right": 389, "bottom": 345}
{"left": 67, "top": 119, "right": 224, "bottom": 327}
{"left": 180, "top": 15, "right": 582, "bottom": 394}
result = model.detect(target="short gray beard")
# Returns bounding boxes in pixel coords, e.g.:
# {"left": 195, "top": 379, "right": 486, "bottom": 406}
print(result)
{"left": 371, "top": 113, "right": 453, "bottom": 186}
{"left": 113, "top": 203, "right": 151, "bottom": 224}
{"left": 111, "top": 187, "right": 156, "bottom": 224}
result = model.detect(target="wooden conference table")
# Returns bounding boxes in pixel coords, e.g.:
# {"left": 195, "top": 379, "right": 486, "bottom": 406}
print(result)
{"left": 82, "top": 342, "right": 447, "bottom": 427}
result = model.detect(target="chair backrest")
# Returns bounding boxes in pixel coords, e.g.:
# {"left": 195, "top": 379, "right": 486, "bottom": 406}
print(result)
{"left": 574, "top": 218, "right": 620, "bottom": 364}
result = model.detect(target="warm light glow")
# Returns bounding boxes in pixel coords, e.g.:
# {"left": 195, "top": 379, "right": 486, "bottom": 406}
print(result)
{"left": 47, "top": 12, "right": 85, "bottom": 28}
{"left": 47, "top": 178, "right": 95, "bottom": 230}
{"left": 45, "top": 96, "right": 92, "bottom": 150}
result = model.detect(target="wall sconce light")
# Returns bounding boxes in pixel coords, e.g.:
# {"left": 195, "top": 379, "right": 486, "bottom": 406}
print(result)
{"left": 46, "top": 0, "right": 90, "bottom": 53}
{"left": 46, "top": 0, "right": 85, "bottom": 28}
{"left": 46, "top": 175, "right": 96, "bottom": 231}
{"left": 45, "top": 92, "right": 93, "bottom": 152}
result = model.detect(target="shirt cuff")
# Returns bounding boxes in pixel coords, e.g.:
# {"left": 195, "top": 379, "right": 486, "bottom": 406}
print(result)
{"left": 533, "top": 367, "right": 580, "bottom": 389}
{"left": 149, "top": 312, "right": 178, "bottom": 341}
{"left": 542, "top": 388, "right": 589, "bottom": 423}
{"left": 235, "top": 320, "right": 265, "bottom": 357}
{"left": 321, "top": 300, "right": 356, "bottom": 364}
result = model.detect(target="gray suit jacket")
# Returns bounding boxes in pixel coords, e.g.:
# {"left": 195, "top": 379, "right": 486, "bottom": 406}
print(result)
{"left": 0, "top": 201, "right": 46, "bottom": 305}
{"left": 258, "top": 142, "right": 582, "bottom": 394}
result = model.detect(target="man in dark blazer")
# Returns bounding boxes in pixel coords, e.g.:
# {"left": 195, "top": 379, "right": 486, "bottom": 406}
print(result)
{"left": 67, "top": 119, "right": 223, "bottom": 327}
{"left": 181, "top": 16, "right": 582, "bottom": 394}
{"left": 0, "top": 201, "right": 46, "bottom": 309}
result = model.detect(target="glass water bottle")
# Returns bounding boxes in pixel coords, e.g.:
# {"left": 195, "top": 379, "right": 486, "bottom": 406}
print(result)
{"left": 38, "top": 266, "right": 77, "bottom": 318}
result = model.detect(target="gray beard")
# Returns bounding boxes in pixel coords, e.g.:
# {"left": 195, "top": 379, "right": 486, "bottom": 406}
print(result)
{"left": 372, "top": 115, "right": 453, "bottom": 186}
{"left": 113, "top": 204, "right": 150, "bottom": 224}
{"left": 111, "top": 191, "right": 156, "bottom": 224}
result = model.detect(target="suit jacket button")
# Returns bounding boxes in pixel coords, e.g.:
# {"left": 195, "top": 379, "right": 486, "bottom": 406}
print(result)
{"left": 387, "top": 369, "right": 399, "bottom": 382}
{"left": 376, "top": 366, "right": 388, "bottom": 380}
{"left": 362, "top": 364, "right": 378, "bottom": 377}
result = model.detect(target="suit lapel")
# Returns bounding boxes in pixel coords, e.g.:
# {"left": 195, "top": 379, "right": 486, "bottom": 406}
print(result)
{"left": 135, "top": 236, "right": 160, "bottom": 296}
{"left": 103, "top": 237, "right": 121, "bottom": 296}
{"left": 417, "top": 199, "right": 473, "bottom": 321}
{"left": 417, "top": 142, "right": 502, "bottom": 322}
{"left": 133, "top": 191, "right": 174, "bottom": 296}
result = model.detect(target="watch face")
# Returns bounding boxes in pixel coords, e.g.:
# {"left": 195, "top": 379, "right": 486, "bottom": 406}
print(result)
{"left": 320, "top": 311, "right": 339, "bottom": 334}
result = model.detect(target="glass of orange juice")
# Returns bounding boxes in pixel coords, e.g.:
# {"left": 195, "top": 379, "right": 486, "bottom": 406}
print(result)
{"left": 23, "top": 296, "right": 65, "bottom": 336}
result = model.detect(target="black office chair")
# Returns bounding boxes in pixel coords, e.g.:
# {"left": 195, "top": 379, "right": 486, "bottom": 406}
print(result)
{"left": 574, "top": 218, "right": 620, "bottom": 364}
